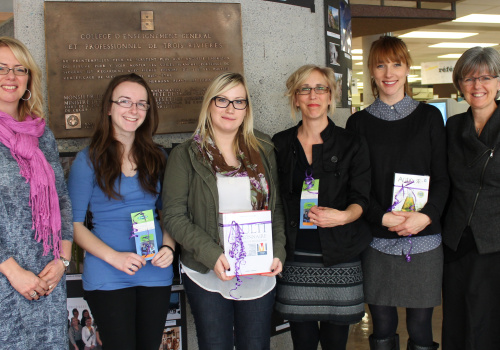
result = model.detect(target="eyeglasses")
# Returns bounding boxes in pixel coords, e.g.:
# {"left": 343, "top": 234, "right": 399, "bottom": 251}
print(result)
{"left": 296, "top": 86, "right": 330, "bottom": 95}
{"left": 0, "top": 66, "right": 29, "bottom": 76}
{"left": 212, "top": 96, "right": 248, "bottom": 110}
{"left": 460, "top": 75, "right": 499, "bottom": 86}
{"left": 111, "top": 99, "right": 150, "bottom": 111}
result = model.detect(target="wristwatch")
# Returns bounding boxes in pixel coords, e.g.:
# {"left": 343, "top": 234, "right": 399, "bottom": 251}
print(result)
{"left": 60, "top": 255, "right": 70, "bottom": 270}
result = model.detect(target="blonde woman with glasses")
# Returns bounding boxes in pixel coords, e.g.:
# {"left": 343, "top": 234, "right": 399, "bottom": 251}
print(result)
{"left": 163, "top": 72, "right": 286, "bottom": 350}
{"left": 0, "top": 36, "right": 73, "bottom": 349}
{"left": 273, "top": 64, "right": 371, "bottom": 350}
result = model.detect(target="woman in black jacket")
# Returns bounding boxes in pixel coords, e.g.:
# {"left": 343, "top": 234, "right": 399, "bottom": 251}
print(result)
{"left": 273, "top": 64, "right": 371, "bottom": 350}
{"left": 442, "top": 46, "right": 500, "bottom": 350}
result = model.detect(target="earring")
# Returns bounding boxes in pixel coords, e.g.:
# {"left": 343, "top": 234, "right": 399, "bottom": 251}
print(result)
{"left": 21, "top": 89, "right": 31, "bottom": 101}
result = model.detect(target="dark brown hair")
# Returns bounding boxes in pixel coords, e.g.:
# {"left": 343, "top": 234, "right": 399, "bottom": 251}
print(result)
{"left": 89, "top": 73, "right": 165, "bottom": 199}
{"left": 368, "top": 36, "right": 413, "bottom": 98}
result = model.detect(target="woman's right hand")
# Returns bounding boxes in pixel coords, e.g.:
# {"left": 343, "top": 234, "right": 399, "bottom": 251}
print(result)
{"left": 108, "top": 251, "right": 146, "bottom": 275}
{"left": 382, "top": 212, "right": 406, "bottom": 228}
{"left": 0, "top": 258, "right": 49, "bottom": 300}
{"left": 214, "top": 254, "right": 234, "bottom": 281}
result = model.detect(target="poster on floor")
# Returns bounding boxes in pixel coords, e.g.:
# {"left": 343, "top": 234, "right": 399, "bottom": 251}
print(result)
{"left": 66, "top": 275, "right": 187, "bottom": 350}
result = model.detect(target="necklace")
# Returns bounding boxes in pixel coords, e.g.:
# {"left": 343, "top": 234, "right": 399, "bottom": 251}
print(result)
{"left": 476, "top": 127, "right": 481, "bottom": 136}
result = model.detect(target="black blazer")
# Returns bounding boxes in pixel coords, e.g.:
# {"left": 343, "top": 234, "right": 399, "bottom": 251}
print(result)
{"left": 272, "top": 118, "right": 372, "bottom": 266}
{"left": 445, "top": 102, "right": 500, "bottom": 254}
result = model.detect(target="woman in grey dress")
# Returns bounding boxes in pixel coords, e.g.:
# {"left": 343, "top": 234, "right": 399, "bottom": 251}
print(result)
{"left": 0, "top": 37, "right": 73, "bottom": 349}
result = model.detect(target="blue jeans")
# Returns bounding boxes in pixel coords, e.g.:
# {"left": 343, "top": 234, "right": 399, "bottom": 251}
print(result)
{"left": 183, "top": 273, "right": 275, "bottom": 350}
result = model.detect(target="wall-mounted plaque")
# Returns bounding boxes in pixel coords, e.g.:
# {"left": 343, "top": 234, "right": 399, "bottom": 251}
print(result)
{"left": 44, "top": 2, "right": 243, "bottom": 138}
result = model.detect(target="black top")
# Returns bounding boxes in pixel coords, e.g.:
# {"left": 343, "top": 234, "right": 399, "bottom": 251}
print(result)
{"left": 444, "top": 101, "right": 500, "bottom": 254}
{"left": 273, "top": 118, "right": 372, "bottom": 267}
{"left": 291, "top": 137, "right": 323, "bottom": 263}
{"left": 346, "top": 102, "right": 449, "bottom": 239}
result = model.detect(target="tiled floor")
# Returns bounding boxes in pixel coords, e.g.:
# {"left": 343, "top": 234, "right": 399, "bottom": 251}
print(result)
{"left": 346, "top": 305, "right": 443, "bottom": 350}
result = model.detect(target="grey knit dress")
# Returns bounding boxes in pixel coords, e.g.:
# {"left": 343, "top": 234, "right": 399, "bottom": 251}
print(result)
{"left": 0, "top": 127, "right": 73, "bottom": 349}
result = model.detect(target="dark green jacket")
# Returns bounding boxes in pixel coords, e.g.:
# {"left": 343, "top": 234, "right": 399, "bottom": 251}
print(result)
{"left": 162, "top": 130, "right": 286, "bottom": 273}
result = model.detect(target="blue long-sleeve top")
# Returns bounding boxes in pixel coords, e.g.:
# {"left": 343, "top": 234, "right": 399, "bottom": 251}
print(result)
{"left": 68, "top": 147, "right": 173, "bottom": 291}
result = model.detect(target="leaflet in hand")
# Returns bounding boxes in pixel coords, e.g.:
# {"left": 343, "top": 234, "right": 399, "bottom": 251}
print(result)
{"left": 131, "top": 209, "right": 158, "bottom": 260}
{"left": 300, "top": 179, "right": 319, "bottom": 229}
{"left": 218, "top": 210, "right": 273, "bottom": 277}
{"left": 390, "top": 173, "right": 430, "bottom": 212}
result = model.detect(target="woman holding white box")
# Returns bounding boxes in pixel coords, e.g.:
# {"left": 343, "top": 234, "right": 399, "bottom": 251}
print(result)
{"left": 273, "top": 64, "right": 371, "bottom": 350}
{"left": 163, "top": 72, "right": 286, "bottom": 350}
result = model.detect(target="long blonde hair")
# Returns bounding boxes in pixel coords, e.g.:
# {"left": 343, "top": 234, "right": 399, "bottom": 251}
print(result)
{"left": 194, "top": 72, "right": 261, "bottom": 152}
{"left": 0, "top": 36, "right": 44, "bottom": 120}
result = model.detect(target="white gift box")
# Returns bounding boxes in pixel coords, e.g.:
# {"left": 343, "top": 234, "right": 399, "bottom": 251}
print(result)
{"left": 218, "top": 210, "right": 273, "bottom": 277}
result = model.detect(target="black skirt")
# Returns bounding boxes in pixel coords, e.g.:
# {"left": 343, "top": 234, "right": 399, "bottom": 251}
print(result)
{"left": 363, "top": 245, "right": 443, "bottom": 308}
{"left": 275, "top": 260, "right": 365, "bottom": 324}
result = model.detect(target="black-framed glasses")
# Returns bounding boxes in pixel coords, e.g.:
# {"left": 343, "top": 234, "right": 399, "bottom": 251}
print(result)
{"left": 0, "top": 66, "right": 29, "bottom": 76}
{"left": 296, "top": 86, "right": 330, "bottom": 95}
{"left": 212, "top": 96, "right": 248, "bottom": 110}
{"left": 460, "top": 75, "right": 499, "bottom": 86}
{"left": 111, "top": 99, "right": 150, "bottom": 111}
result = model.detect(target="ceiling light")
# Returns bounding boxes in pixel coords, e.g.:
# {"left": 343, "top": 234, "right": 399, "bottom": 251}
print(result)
{"left": 408, "top": 77, "right": 421, "bottom": 82}
{"left": 356, "top": 72, "right": 364, "bottom": 75}
{"left": 429, "top": 42, "right": 497, "bottom": 48}
{"left": 352, "top": 49, "right": 363, "bottom": 54}
{"left": 357, "top": 82, "right": 364, "bottom": 87}
{"left": 400, "top": 31, "right": 477, "bottom": 39}
{"left": 410, "top": 66, "right": 421, "bottom": 70}
{"left": 352, "top": 56, "right": 363, "bottom": 60}
{"left": 355, "top": 62, "right": 363, "bottom": 66}
{"left": 408, "top": 75, "right": 419, "bottom": 78}
{"left": 454, "top": 14, "right": 500, "bottom": 24}
{"left": 438, "top": 54, "right": 463, "bottom": 58}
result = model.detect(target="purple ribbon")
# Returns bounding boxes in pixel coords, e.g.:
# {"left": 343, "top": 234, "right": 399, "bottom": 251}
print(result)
{"left": 228, "top": 220, "right": 246, "bottom": 299}
{"left": 221, "top": 220, "right": 272, "bottom": 299}
{"left": 404, "top": 235, "right": 413, "bottom": 262}
{"left": 130, "top": 211, "right": 148, "bottom": 239}
{"left": 387, "top": 180, "right": 416, "bottom": 263}
{"left": 304, "top": 170, "right": 318, "bottom": 194}
{"left": 387, "top": 179, "right": 415, "bottom": 212}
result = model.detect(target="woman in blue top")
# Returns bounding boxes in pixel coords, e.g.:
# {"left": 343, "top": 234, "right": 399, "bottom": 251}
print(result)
{"left": 68, "top": 73, "right": 175, "bottom": 350}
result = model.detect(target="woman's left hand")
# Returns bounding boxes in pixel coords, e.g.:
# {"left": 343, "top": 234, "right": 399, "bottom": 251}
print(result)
{"left": 307, "top": 206, "right": 348, "bottom": 228}
{"left": 388, "top": 211, "right": 432, "bottom": 236}
{"left": 151, "top": 246, "right": 174, "bottom": 268}
{"left": 38, "top": 259, "right": 66, "bottom": 296}
{"left": 262, "top": 258, "right": 282, "bottom": 277}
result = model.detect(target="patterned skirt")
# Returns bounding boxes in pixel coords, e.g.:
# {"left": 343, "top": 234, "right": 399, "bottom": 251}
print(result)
{"left": 274, "top": 260, "right": 365, "bottom": 324}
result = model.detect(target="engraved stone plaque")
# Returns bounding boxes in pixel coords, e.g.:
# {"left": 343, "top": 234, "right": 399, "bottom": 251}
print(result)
{"left": 44, "top": 2, "right": 243, "bottom": 138}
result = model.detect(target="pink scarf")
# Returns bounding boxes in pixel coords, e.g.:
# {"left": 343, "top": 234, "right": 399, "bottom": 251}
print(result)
{"left": 0, "top": 111, "right": 61, "bottom": 259}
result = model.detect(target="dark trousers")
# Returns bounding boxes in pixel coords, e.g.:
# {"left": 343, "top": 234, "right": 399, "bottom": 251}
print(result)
{"left": 85, "top": 286, "right": 171, "bottom": 350}
{"left": 289, "top": 321, "right": 349, "bottom": 350}
{"left": 183, "top": 273, "right": 275, "bottom": 350}
{"left": 442, "top": 248, "right": 500, "bottom": 350}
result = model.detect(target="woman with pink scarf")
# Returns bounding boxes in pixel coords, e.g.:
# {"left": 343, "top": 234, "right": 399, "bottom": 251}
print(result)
{"left": 0, "top": 37, "right": 73, "bottom": 349}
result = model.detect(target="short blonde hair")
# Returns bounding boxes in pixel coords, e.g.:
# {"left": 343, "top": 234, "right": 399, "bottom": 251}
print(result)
{"left": 0, "top": 37, "right": 44, "bottom": 120}
{"left": 367, "top": 36, "right": 413, "bottom": 99}
{"left": 195, "top": 72, "right": 261, "bottom": 152}
{"left": 285, "top": 65, "right": 336, "bottom": 120}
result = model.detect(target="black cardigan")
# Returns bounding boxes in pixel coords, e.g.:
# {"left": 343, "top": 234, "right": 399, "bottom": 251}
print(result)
{"left": 346, "top": 102, "right": 449, "bottom": 239}
{"left": 272, "top": 118, "right": 372, "bottom": 267}
{"left": 444, "top": 102, "right": 500, "bottom": 254}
